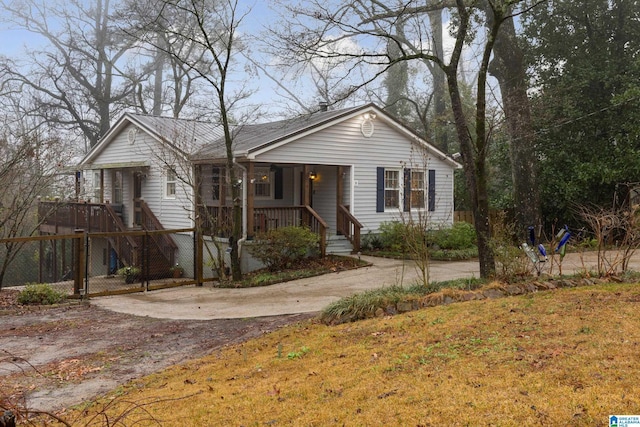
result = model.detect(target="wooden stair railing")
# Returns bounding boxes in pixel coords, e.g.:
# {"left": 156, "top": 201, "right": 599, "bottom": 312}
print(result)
{"left": 303, "top": 205, "right": 328, "bottom": 257}
{"left": 103, "top": 204, "right": 138, "bottom": 267}
{"left": 337, "top": 204, "right": 362, "bottom": 253}
{"left": 138, "top": 200, "right": 178, "bottom": 267}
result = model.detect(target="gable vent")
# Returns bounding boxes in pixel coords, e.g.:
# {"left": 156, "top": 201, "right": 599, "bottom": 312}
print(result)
{"left": 361, "top": 119, "right": 374, "bottom": 137}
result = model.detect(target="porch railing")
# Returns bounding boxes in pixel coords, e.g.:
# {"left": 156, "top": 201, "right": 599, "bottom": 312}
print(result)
{"left": 39, "top": 200, "right": 121, "bottom": 233}
{"left": 198, "top": 204, "right": 327, "bottom": 256}
{"left": 337, "top": 204, "right": 362, "bottom": 253}
{"left": 305, "top": 206, "right": 328, "bottom": 257}
{"left": 197, "top": 205, "right": 234, "bottom": 237}
{"left": 254, "top": 205, "right": 327, "bottom": 256}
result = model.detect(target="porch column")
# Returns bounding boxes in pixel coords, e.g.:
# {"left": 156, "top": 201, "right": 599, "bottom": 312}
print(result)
{"left": 337, "top": 166, "right": 344, "bottom": 235}
{"left": 302, "top": 164, "right": 311, "bottom": 206}
{"left": 99, "top": 169, "right": 105, "bottom": 203}
{"left": 247, "top": 162, "right": 255, "bottom": 239}
{"left": 193, "top": 164, "right": 203, "bottom": 230}
{"left": 302, "top": 164, "right": 311, "bottom": 228}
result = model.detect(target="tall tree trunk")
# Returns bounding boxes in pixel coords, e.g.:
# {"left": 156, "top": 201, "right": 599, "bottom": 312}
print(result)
{"left": 428, "top": 9, "right": 449, "bottom": 153}
{"left": 153, "top": 35, "right": 165, "bottom": 116}
{"left": 443, "top": 0, "right": 498, "bottom": 278}
{"left": 488, "top": 11, "right": 541, "bottom": 233}
{"left": 384, "top": 21, "right": 410, "bottom": 118}
{"left": 447, "top": 71, "right": 495, "bottom": 278}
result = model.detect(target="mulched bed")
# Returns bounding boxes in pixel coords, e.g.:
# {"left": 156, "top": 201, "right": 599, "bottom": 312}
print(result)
{"left": 216, "top": 255, "right": 370, "bottom": 288}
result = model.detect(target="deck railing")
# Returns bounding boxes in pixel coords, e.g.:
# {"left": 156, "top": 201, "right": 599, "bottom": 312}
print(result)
{"left": 39, "top": 201, "right": 119, "bottom": 232}
{"left": 39, "top": 201, "right": 140, "bottom": 269}
{"left": 337, "top": 204, "right": 362, "bottom": 253}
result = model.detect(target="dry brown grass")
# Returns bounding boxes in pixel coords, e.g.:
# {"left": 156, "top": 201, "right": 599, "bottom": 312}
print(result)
{"left": 66, "top": 283, "right": 640, "bottom": 426}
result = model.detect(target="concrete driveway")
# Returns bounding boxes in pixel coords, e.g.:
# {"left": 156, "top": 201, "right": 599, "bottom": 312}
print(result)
{"left": 91, "top": 251, "right": 636, "bottom": 320}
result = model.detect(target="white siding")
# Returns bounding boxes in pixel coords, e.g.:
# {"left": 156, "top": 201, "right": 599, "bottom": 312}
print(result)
{"left": 85, "top": 123, "right": 194, "bottom": 229}
{"left": 142, "top": 164, "right": 194, "bottom": 229}
{"left": 254, "top": 116, "right": 455, "bottom": 233}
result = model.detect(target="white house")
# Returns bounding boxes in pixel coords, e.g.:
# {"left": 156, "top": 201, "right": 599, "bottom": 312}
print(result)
{"left": 40, "top": 103, "right": 461, "bottom": 277}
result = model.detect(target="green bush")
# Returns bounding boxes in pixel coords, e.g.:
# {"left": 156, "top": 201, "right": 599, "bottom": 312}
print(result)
{"left": 430, "top": 247, "right": 479, "bottom": 261}
{"left": 248, "top": 226, "right": 320, "bottom": 272}
{"left": 379, "top": 221, "right": 410, "bottom": 252}
{"left": 375, "top": 221, "right": 477, "bottom": 253}
{"left": 17, "top": 283, "right": 66, "bottom": 305}
{"left": 361, "top": 231, "right": 384, "bottom": 251}
{"left": 428, "top": 222, "right": 477, "bottom": 250}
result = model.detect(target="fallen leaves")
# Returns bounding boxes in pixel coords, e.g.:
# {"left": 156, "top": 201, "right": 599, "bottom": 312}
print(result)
{"left": 55, "top": 359, "right": 103, "bottom": 381}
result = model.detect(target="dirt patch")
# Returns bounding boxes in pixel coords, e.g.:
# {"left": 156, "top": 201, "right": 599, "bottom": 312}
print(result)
{"left": 0, "top": 290, "right": 314, "bottom": 413}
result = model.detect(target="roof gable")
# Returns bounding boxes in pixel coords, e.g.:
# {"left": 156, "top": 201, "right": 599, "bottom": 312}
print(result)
{"left": 193, "top": 103, "right": 460, "bottom": 169}
{"left": 79, "top": 113, "right": 224, "bottom": 167}
{"left": 193, "top": 104, "right": 370, "bottom": 160}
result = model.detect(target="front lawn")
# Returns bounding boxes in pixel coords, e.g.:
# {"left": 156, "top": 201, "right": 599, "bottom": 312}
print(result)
{"left": 62, "top": 282, "right": 640, "bottom": 426}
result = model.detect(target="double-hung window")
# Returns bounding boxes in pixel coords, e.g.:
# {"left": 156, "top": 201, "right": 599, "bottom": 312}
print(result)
{"left": 410, "top": 170, "right": 425, "bottom": 209}
{"left": 93, "top": 171, "right": 102, "bottom": 202}
{"left": 211, "top": 167, "right": 221, "bottom": 201}
{"left": 384, "top": 169, "right": 400, "bottom": 209}
{"left": 165, "top": 169, "right": 177, "bottom": 199}
{"left": 113, "top": 170, "right": 123, "bottom": 204}
{"left": 254, "top": 167, "right": 272, "bottom": 198}
{"left": 377, "top": 166, "right": 435, "bottom": 212}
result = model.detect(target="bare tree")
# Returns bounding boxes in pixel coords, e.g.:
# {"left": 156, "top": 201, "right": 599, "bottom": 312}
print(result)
{"left": 124, "top": 0, "right": 253, "bottom": 280}
{"left": 486, "top": 2, "right": 541, "bottom": 233}
{"left": 118, "top": 0, "right": 218, "bottom": 119}
{"left": 383, "top": 18, "right": 412, "bottom": 119}
{"left": 255, "top": 28, "right": 374, "bottom": 115}
{"left": 0, "top": 86, "right": 76, "bottom": 288}
{"left": 0, "top": 0, "right": 142, "bottom": 149}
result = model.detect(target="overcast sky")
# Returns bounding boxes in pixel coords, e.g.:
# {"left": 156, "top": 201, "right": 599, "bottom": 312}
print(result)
{"left": 0, "top": 1, "right": 494, "bottom": 121}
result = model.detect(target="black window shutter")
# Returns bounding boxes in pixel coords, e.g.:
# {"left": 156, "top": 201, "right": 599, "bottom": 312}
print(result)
{"left": 376, "top": 167, "right": 384, "bottom": 212}
{"left": 403, "top": 168, "right": 411, "bottom": 212}
{"left": 274, "top": 167, "right": 283, "bottom": 199}
{"left": 428, "top": 169, "right": 436, "bottom": 211}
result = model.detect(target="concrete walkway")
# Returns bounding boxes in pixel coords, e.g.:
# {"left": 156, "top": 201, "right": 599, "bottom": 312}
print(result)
{"left": 91, "top": 252, "right": 637, "bottom": 320}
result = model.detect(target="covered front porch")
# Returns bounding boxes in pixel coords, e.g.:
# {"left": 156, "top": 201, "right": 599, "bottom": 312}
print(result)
{"left": 85, "top": 163, "right": 152, "bottom": 230}
{"left": 195, "top": 162, "right": 362, "bottom": 255}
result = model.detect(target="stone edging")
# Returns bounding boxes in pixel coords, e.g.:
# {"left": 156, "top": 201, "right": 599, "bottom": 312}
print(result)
{"left": 384, "top": 277, "right": 611, "bottom": 317}
{"left": 321, "top": 276, "right": 615, "bottom": 324}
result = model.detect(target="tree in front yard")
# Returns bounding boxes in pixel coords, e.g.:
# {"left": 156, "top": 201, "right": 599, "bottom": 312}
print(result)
{"left": 123, "top": 0, "right": 254, "bottom": 280}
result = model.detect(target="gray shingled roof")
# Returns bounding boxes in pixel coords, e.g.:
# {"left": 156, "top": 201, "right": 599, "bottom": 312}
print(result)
{"left": 193, "top": 104, "right": 371, "bottom": 160}
{"left": 127, "top": 113, "right": 225, "bottom": 155}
